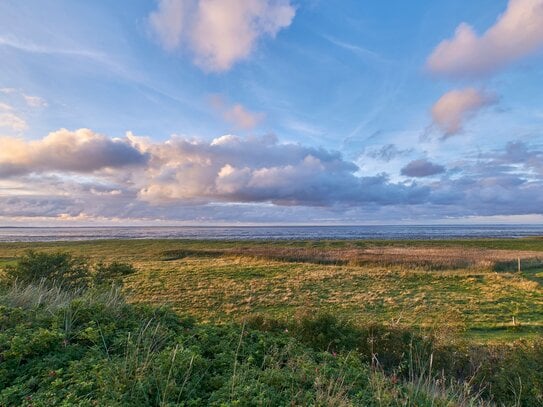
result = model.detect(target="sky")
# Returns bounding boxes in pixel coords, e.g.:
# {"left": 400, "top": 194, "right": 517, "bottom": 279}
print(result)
{"left": 1, "top": 0, "right": 543, "bottom": 226}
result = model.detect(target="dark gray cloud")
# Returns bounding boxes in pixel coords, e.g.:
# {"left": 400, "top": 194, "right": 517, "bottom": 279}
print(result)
{"left": 366, "top": 144, "right": 413, "bottom": 162}
{"left": 401, "top": 159, "right": 446, "bottom": 177}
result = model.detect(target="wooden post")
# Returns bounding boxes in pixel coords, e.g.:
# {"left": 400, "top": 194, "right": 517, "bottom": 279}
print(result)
{"left": 518, "top": 257, "right": 521, "bottom": 273}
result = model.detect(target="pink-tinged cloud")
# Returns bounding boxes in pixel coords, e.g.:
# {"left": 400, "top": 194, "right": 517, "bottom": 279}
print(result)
{"left": 427, "top": 0, "right": 543, "bottom": 77}
{"left": 431, "top": 88, "right": 497, "bottom": 136}
{"left": 209, "top": 95, "right": 265, "bottom": 129}
{"left": 149, "top": 0, "right": 295, "bottom": 71}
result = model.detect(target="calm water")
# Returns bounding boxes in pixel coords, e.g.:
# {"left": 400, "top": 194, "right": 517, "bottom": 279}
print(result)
{"left": 0, "top": 225, "right": 543, "bottom": 242}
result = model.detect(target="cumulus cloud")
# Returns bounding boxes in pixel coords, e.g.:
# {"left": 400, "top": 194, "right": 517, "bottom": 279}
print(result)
{"left": 2, "top": 130, "right": 543, "bottom": 223}
{"left": 210, "top": 95, "right": 265, "bottom": 129}
{"left": 431, "top": 88, "right": 497, "bottom": 136}
{"left": 149, "top": 0, "right": 295, "bottom": 71}
{"left": 427, "top": 0, "right": 543, "bottom": 77}
{"left": 0, "top": 129, "right": 148, "bottom": 177}
{"left": 132, "top": 133, "right": 428, "bottom": 206}
{"left": 401, "top": 159, "right": 445, "bottom": 178}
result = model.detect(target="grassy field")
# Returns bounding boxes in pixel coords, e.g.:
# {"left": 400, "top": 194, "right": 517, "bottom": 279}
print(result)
{"left": 1, "top": 238, "right": 542, "bottom": 343}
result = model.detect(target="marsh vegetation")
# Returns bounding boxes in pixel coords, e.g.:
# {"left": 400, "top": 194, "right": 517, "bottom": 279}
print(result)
{"left": 0, "top": 238, "right": 542, "bottom": 405}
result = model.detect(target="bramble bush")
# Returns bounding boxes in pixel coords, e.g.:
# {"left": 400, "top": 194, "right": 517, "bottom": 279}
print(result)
{"left": 4, "top": 250, "right": 136, "bottom": 289}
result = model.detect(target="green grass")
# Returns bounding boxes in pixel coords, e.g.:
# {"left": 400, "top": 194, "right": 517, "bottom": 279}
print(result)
{"left": 1, "top": 238, "right": 542, "bottom": 342}
{"left": 2, "top": 242, "right": 543, "bottom": 406}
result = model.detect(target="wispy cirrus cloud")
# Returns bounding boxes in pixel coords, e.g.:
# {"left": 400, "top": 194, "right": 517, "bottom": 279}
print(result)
{"left": 0, "top": 87, "right": 48, "bottom": 108}
{"left": 427, "top": 0, "right": 543, "bottom": 77}
{"left": 0, "top": 108, "right": 27, "bottom": 133}
{"left": 365, "top": 144, "right": 413, "bottom": 162}
{"left": 148, "top": 0, "right": 296, "bottom": 71}
{"left": 0, "top": 88, "right": 48, "bottom": 135}
{"left": 0, "top": 35, "right": 106, "bottom": 61}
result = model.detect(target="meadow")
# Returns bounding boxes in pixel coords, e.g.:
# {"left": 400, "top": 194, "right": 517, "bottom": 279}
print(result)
{"left": 1, "top": 238, "right": 543, "bottom": 405}
{"left": 1, "top": 238, "right": 542, "bottom": 341}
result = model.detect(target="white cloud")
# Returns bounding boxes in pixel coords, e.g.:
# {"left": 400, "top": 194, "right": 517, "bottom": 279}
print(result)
{"left": 0, "top": 129, "right": 148, "bottom": 176}
{"left": 23, "top": 94, "right": 47, "bottom": 108}
{"left": 431, "top": 88, "right": 497, "bottom": 136}
{"left": 427, "top": 0, "right": 543, "bottom": 77}
{"left": 149, "top": 0, "right": 296, "bottom": 71}
{"left": 0, "top": 89, "right": 47, "bottom": 134}
{"left": 0, "top": 112, "right": 27, "bottom": 132}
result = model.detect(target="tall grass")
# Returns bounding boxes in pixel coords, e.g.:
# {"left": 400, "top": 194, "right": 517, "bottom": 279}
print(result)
{"left": 161, "top": 245, "right": 543, "bottom": 271}
{"left": 0, "top": 278, "right": 125, "bottom": 312}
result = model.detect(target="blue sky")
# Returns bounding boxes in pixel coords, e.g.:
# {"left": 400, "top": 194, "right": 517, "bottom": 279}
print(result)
{"left": 1, "top": 0, "right": 543, "bottom": 225}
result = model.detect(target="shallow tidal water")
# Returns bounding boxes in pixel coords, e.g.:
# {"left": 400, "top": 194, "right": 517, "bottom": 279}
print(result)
{"left": 1, "top": 224, "right": 543, "bottom": 242}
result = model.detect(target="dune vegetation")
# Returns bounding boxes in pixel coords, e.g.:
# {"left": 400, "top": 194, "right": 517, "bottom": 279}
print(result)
{"left": 1, "top": 238, "right": 543, "bottom": 405}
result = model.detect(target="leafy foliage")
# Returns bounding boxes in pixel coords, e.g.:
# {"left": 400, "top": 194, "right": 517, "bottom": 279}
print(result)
{"left": 0, "top": 282, "right": 494, "bottom": 406}
{"left": 93, "top": 261, "right": 137, "bottom": 286}
{"left": 4, "top": 251, "right": 90, "bottom": 289}
{"left": 4, "top": 250, "right": 136, "bottom": 289}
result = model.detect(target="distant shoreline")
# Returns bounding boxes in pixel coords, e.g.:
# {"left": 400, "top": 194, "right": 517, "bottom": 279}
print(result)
{"left": 1, "top": 224, "right": 543, "bottom": 243}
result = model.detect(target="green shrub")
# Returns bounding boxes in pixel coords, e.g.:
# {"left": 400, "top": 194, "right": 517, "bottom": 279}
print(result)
{"left": 249, "top": 312, "right": 433, "bottom": 373}
{"left": 92, "top": 261, "right": 136, "bottom": 286}
{"left": 0, "top": 283, "right": 492, "bottom": 406}
{"left": 3, "top": 251, "right": 136, "bottom": 289}
{"left": 5, "top": 251, "right": 90, "bottom": 289}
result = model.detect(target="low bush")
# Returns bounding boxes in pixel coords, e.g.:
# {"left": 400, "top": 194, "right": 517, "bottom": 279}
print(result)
{"left": 92, "top": 261, "right": 137, "bottom": 286}
{"left": 0, "top": 282, "right": 491, "bottom": 406}
{"left": 4, "top": 250, "right": 136, "bottom": 289}
{"left": 247, "top": 312, "right": 543, "bottom": 405}
{"left": 4, "top": 251, "right": 90, "bottom": 289}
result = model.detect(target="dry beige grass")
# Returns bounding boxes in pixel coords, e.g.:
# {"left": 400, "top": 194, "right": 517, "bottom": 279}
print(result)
{"left": 163, "top": 245, "right": 543, "bottom": 271}
{"left": 1, "top": 239, "right": 542, "bottom": 342}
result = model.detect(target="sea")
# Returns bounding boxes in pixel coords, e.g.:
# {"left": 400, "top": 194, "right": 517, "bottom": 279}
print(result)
{"left": 0, "top": 225, "right": 543, "bottom": 242}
